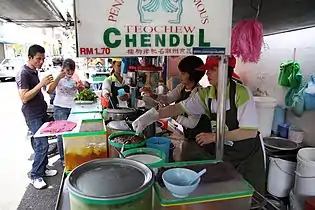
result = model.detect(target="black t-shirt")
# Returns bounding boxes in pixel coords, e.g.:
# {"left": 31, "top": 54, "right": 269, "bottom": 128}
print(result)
{"left": 16, "top": 65, "right": 47, "bottom": 120}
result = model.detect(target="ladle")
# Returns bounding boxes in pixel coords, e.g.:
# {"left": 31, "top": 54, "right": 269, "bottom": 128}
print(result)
{"left": 187, "top": 169, "right": 207, "bottom": 185}
{"left": 113, "top": 147, "right": 125, "bottom": 158}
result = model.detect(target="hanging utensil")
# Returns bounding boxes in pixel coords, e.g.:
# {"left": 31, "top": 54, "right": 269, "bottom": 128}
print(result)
{"left": 120, "top": 141, "right": 129, "bottom": 155}
{"left": 108, "top": 96, "right": 115, "bottom": 108}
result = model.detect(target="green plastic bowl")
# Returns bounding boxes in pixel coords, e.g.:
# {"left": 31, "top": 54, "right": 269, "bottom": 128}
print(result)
{"left": 122, "top": 148, "right": 166, "bottom": 167}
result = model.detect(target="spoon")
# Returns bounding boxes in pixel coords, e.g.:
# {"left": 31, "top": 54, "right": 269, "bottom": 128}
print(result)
{"left": 187, "top": 169, "right": 207, "bottom": 185}
{"left": 113, "top": 147, "right": 125, "bottom": 158}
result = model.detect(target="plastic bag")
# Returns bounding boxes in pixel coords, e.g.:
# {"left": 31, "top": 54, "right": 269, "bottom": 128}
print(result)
{"left": 285, "top": 84, "right": 306, "bottom": 117}
{"left": 304, "top": 74, "right": 315, "bottom": 110}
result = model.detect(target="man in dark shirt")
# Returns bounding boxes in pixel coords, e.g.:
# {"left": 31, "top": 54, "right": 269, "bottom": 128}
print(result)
{"left": 16, "top": 45, "right": 58, "bottom": 189}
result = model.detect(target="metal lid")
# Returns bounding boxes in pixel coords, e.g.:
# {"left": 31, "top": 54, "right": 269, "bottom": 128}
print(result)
{"left": 107, "top": 108, "right": 136, "bottom": 114}
{"left": 264, "top": 137, "right": 299, "bottom": 151}
{"left": 67, "top": 159, "right": 154, "bottom": 200}
{"left": 107, "top": 121, "right": 131, "bottom": 131}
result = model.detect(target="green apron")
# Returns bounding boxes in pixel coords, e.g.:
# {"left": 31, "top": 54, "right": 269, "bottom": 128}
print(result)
{"left": 175, "top": 86, "right": 213, "bottom": 161}
{"left": 207, "top": 80, "right": 266, "bottom": 194}
{"left": 108, "top": 81, "right": 131, "bottom": 109}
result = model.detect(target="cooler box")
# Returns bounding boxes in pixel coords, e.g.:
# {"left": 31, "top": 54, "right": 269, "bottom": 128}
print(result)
{"left": 63, "top": 119, "right": 107, "bottom": 173}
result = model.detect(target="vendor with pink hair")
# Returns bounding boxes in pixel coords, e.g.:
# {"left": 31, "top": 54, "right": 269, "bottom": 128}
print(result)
{"left": 132, "top": 55, "right": 266, "bottom": 194}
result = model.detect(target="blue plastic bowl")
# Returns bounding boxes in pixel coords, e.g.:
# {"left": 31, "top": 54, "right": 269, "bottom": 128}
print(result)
{"left": 162, "top": 168, "right": 200, "bottom": 198}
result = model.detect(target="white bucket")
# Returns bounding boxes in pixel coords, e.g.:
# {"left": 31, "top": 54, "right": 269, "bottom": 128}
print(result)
{"left": 267, "top": 157, "right": 296, "bottom": 197}
{"left": 254, "top": 97, "right": 277, "bottom": 137}
{"left": 296, "top": 148, "right": 315, "bottom": 177}
{"left": 294, "top": 148, "right": 315, "bottom": 196}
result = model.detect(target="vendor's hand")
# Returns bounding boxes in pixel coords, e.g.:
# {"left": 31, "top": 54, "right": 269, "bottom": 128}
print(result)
{"left": 196, "top": 132, "right": 215, "bottom": 146}
{"left": 132, "top": 108, "right": 159, "bottom": 134}
{"left": 40, "top": 75, "right": 54, "bottom": 87}
{"left": 157, "top": 102, "right": 166, "bottom": 109}
{"left": 56, "top": 70, "right": 66, "bottom": 80}
{"left": 104, "top": 93, "right": 111, "bottom": 99}
{"left": 119, "top": 93, "right": 130, "bottom": 101}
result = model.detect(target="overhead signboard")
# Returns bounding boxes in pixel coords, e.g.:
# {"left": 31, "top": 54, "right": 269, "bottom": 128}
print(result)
{"left": 75, "top": 0, "right": 233, "bottom": 57}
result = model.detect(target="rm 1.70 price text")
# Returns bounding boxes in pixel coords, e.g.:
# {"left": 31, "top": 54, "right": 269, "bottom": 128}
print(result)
{"left": 79, "top": 48, "right": 111, "bottom": 56}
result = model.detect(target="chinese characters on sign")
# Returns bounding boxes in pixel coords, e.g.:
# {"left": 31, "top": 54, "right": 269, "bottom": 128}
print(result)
{"left": 75, "top": 0, "right": 233, "bottom": 57}
{"left": 126, "top": 48, "right": 191, "bottom": 55}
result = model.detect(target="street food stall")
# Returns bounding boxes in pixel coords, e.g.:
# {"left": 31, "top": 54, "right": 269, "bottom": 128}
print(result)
{"left": 52, "top": 0, "right": 281, "bottom": 209}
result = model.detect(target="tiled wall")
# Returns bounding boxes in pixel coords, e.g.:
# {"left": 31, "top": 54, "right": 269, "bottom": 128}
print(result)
{"left": 198, "top": 27, "right": 315, "bottom": 146}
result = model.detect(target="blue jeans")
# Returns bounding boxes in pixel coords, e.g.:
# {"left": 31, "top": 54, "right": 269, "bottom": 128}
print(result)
{"left": 26, "top": 116, "right": 49, "bottom": 179}
{"left": 53, "top": 106, "right": 71, "bottom": 161}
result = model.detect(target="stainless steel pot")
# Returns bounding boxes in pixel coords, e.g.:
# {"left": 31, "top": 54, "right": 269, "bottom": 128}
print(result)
{"left": 106, "top": 120, "right": 132, "bottom": 139}
{"left": 66, "top": 158, "right": 154, "bottom": 210}
{"left": 104, "top": 108, "right": 136, "bottom": 122}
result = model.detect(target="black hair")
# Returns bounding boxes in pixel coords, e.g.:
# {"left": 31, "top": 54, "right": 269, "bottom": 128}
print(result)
{"left": 62, "top": 58, "right": 76, "bottom": 70}
{"left": 111, "top": 60, "right": 121, "bottom": 75}
{"left": 28, "top": 44, "right": 45, "bottom": 58}
{"left": 84, "top": 81, "right": 90, "bottom": 88}
{"left": 108, "top": 58, "right": 113, "bottom": 63}
{"left": 52, "top": 56, "right": 63, "bottom": 67}
{"left": 228, "top": 66, "right": 234, "bottom": 79}
{"left": 178, "top": 56, "right": 205, "bottom": 83}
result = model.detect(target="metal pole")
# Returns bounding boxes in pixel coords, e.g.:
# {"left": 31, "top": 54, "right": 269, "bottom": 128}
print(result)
{"left": 215, "top": 55, "right": 229, "bottom": 160}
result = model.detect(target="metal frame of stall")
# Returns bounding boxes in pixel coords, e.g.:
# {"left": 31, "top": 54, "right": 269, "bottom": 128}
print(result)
{"left": 53, "top": 0, "right": 252, "bottom": 209}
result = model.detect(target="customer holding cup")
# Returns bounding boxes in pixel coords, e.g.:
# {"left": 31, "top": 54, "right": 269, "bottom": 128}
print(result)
{"left": 47, "top": 59, "right": 82, "bottom": 165}
{"left": 16, "top": 45, "right": 57, "bottom": 189}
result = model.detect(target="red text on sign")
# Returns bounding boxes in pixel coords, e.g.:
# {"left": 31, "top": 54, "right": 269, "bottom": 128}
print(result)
{"left": 194, "top": 0, "right": 209, "bottom": 24}
{"left": 79, "top": 48, "right": 111, "bottom": 55}
{"left": 108, "top": 0, "right": 124, "bottom": 23}
{"left": 124, "top": 25, "right": 195, "bottom": 34}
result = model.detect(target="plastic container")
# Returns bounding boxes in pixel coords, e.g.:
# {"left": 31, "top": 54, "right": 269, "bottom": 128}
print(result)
{"left": 267, "top": 157, "right": 296, "bottom": 197}
{"left": 288, "top": 127, "right": 304, "bottom": 144}
{"left": 254, "top": 96, "right": 277, "bottom": 137}
{"left": 123, "top": 148, "right": 166, "bottom": 168}
{"left": 294, "top": 148, "right": 315, "bottom": 197}
{"left": 146, "top": 137, "right": 171, "bottom": 161}
{"left": 117, "top": 88, "right": 126, "bottom": 96}
{"left": 108, "top": 131, "right": 146, "bottom": 158}
{"left": 272, "top": 106, "right": 286, "bottom": 134}
{"left": 67, "top": 158, "right": 154, "bottom": 210}
{"left": 278, "top": 123, "right": 290, "bottom": 138}
{"left": 63, "top": 119, "right": 107, "bottom": 173}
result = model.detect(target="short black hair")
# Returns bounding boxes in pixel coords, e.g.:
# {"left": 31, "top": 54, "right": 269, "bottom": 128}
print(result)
{"left": 178, "top": 56, "right": 205, "bottom": 83}
{"left": 28, "top": 44, "right": 45, "bottom": 58}
{"left": 108, "top": 58, "right": 113, "bottom": 63}
{"left": 62, "top": 58, "right": 76, "bottom": 70}
{"left": 228, "top": 66, "right": 234, "bottom": 79}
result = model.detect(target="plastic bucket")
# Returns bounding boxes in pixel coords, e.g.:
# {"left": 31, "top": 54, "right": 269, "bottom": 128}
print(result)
{"left": 294, "top": 148, "right": 315, "bottom": 197}
{"left": 267, "top": 157, "right": 296, "bottom": 197}
{"left": 296, "top": 148, "right": 315, "bottom": 177}
{"left": 288, "top": 127, "right": 304, "bottom": 144}
{"left": 108, "top": 131, "right": 146, "bottom": 158}
{"left": 146, "top": 137, "right": 171, "bottom": 161}
{"left": 254, "top": 97, "right": 277, "bottom": 137}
